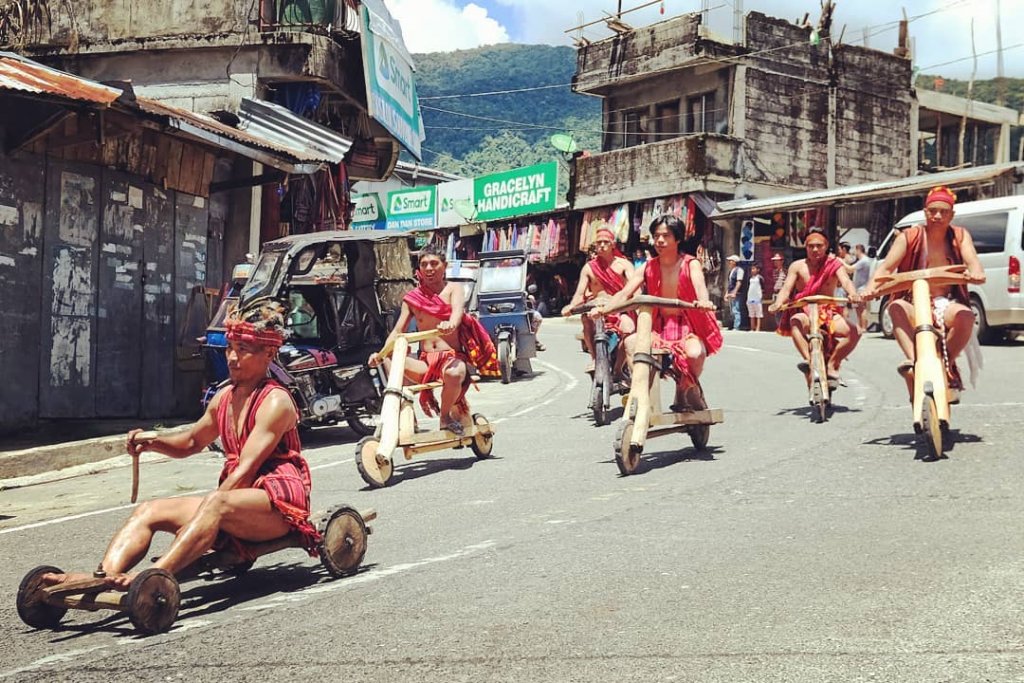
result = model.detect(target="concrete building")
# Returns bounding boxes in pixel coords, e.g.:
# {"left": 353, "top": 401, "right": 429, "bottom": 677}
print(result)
{"left": 0, "top": 53, "right": 329, "bottom": 434}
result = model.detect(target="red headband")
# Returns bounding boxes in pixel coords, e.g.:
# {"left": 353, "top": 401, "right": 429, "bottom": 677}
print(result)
{"left": 595, "top": 228, "right": 616, "bottom": 242}
{"left": 925, "top": 186, "right": 956, "bottom": 208}
{"left": 805, "top": 232, "right": 827, "bottom": 245}
{"left": 225, "top": 319, "right": 285, "bottom": 350}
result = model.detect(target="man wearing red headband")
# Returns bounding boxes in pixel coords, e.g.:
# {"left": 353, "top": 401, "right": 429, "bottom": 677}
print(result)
{"left": 770, "top": 226, "right": 863, "bottom": 385}
{"left": 42, "top": 303, "right": 321, "bottom": 590}
{"left": 863, "top": 186, "right": 985, "bottom": 397}
{"left": 369, "top": 246, "right": 499, "bottom": 434}
{"left": 562, "top": 227, "right": 636, "bottom": 371}
{"left": 593, "top": 214, "right": 721, "bottom": 410}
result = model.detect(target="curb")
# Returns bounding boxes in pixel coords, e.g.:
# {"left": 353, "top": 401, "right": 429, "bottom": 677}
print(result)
{"left": 0, "top": 425, "right": 190, "bottom": 482}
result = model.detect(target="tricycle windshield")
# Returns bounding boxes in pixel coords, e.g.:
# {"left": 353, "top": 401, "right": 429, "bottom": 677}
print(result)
{"left": 478, "top": 257, "right": 526, "bottom": 293}
{"left": 239, "top": 250, "right": 284, "bottom": 303}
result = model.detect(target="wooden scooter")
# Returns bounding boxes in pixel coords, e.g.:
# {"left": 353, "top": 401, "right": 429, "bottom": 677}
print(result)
{"left": 870, "top": 264, "right": 969, "bottom": 460}
{"left": 17, "top": 432, "right": 375, "bottom": 635}
{"left": 777, "top": 295, "right": 848, "bottom": 423}
{"left": 603, "top": 296, "right": 724, "bottom": 476}
{"left": 569, "top": 301, "right": 628, "bottom": 426}
{"left": 355, "top": 329, "right": 495, "bottom": 488}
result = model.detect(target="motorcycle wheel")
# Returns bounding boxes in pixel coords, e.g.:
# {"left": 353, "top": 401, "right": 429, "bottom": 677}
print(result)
{"left": 498, "top": 338, "right": 512, "bottom": 384}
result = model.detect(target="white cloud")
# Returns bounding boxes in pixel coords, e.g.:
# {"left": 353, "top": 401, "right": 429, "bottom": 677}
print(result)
{"left": 385, "top": 0, "right": 510, "bottom": 53}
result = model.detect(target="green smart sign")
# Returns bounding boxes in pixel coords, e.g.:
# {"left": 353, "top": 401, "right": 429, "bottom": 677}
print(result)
{"left": 360, "top": 0, "right": 425, "bottom": 160}
{"left": 386, "top": 186, "right": 436, "bottom": 231}
{"left": 350, "top": 193, "right": 387, "bottom": 230}
{"left": 473, "top": 162, "right": 558, "bottom": 222}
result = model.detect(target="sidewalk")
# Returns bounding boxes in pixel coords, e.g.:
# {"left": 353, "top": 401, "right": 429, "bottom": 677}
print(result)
{"left": 0, "top": 418, "right": 191, "bottom": 484}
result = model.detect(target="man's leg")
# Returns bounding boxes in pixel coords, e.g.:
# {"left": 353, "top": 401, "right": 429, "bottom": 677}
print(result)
{"left": 731, "top": 299, "right": 742, "bottom": 329}
{"left": 673, "top": 337, "right": 707, "bottom": 409}
{"left": 943, "top": 303, "right": 975, "bottom": 362}
{"left": 107, "top": 489, "right": 292, "bottom": 588}
{"left": 581, "top": 315, "right": 596, "bottom": 368}
{"left": 439, "top": 357, "right": 468, "bottom": 425}
{"left": 43, "top": 497, "right": 203, "bottom": 586}
{"left": 887, "top": 299, "right": 916, "bottom": 399}
{"left": 611, "top": 315, "right": 636, "bottom": 378}
{"left": 826, "top": 315, "right": 860, "bottom": 377}
{"left": 789, "top": 314, "right": 811, "bottom": 361}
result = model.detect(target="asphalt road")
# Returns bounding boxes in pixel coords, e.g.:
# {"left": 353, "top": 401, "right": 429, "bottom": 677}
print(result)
{"left": 2, "top": 319, "right": 1023, "bottom": 682}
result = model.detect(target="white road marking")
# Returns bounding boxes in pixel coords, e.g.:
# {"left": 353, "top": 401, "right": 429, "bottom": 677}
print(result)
{"left": 0, "top": 646, "right": 108, "bottom": 679}
{"left": 493, "top": 359, "right": 578, "bottom": 425}
{"left": 0, "top": 489, "right": 204, "bottom": 536}
{"left": 724, "top": 344, "right": 766, "bottom": 353}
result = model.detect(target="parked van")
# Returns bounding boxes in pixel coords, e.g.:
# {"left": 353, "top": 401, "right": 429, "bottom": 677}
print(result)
{"left": 871, "top": 195, "right": 1023, "bottom": 343}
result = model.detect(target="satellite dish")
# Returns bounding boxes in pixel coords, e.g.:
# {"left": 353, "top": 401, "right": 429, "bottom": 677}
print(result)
{"left": 550, "top": 133, "right": 579, "bottom": 154}
{"left": 453, "top": 198, "right": 477, "bottom": 221}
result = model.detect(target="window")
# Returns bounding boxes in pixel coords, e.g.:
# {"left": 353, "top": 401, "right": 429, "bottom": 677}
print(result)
{"left": 686, "top": 92, "right": 715, "bottom": 133}
{"left": 622, "top": 109, "right": 643, "bottom": 148}
{"left": 959, "top": 212, "right": 1008, "bottom": 254}
{"left": 654, "top": 101, "right": 680, "bottom": 140}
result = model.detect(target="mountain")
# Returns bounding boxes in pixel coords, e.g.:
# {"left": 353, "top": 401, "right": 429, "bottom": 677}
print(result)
{"left": 413, "top": 44, "right": 601, "bottom": 181}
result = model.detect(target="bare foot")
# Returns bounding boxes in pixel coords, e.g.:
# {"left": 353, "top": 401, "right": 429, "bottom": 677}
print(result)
{"left": 40, "top": 571, "right": 94, "bottom": 586}
{"left": 105, "top": 572, "right": 137, "bottom": 590}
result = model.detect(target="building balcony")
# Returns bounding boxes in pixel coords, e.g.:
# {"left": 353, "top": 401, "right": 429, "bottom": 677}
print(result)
{"left": 572, "top": 133, "right": 742, "bottom": 209}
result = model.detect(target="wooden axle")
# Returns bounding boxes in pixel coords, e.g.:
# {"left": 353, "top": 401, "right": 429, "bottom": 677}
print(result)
{"left": 650, "top": 408, "right": 724, "bottom": 428}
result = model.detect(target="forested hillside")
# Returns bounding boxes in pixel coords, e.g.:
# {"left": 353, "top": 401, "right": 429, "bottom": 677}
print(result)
{"left": 413, "top": 44, "right": 601, "bottom": 182}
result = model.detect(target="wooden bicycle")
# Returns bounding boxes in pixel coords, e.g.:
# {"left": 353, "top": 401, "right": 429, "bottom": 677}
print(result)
{"left": 870, "top": 264, "right": 970, "bottom": 460}
{"left": 355, "top": 329, "right": 495, "bottom": 488}
{"left": 603, "top": 295, "right": 723, "bottom": 476}
{"left": 569, "top": 301, "right": 628, "bottom": 426}
{"left": 777, "top": 295, "right": 848, "bottom": 423}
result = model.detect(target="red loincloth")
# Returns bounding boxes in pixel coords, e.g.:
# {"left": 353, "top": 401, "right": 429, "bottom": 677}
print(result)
{"left": 776, "top": 255, "right": 844, "bottom": 336}
{"left": 215, "top": 380, "right": 321, "bottom": 561}
{"left": 403, "top": 284, "right": 499, "bottom": 414}
{"left": 643, "top": 256, "right": 723, "bottom": 382}
{"left": 417, "top": 349, "right": 472, "bottom": 417}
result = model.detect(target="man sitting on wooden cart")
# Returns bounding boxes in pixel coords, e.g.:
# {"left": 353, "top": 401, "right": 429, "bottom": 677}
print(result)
{"left": 593, "top": 214, "right": 722, "bottom": 410}
{"left": 769, "top": 227, "right": 863, "bottom": 385}
{"left": 42, "top": 303, "right": 321, "bottom": 590}
{"left": 369, "top": 246, "right": 499, "bottom": 435}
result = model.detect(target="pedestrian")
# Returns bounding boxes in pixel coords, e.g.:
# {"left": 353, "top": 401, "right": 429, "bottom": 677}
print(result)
{"left": 850, "top": 244, "right": 872, "bottom": 332}
{"left": 724, "top": 255, "right": 744, "bottom": 330}
{"left": 746, "top": 263, "right": 765, "bottom": 332}
{"left": 771, "top": 253, "right": 786, "bottom": 299}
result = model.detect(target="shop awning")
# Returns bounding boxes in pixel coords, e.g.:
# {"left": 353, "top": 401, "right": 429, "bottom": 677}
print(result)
{"left": 710, "top": 163, "right": 1024, "bottom": 220}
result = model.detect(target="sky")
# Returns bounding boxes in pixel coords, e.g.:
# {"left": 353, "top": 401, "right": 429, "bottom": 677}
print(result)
{"left": 384, "top": 0, "right": 1024, "bottom": 81}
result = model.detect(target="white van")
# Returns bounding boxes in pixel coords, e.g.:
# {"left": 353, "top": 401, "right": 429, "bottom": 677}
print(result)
{"left": 871, "top": 195, "right": 1024, "bottom": 343}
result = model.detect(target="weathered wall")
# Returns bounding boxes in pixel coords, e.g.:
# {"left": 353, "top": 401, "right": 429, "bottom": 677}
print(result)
{"left": 0, "top": 147, "right": 216, "bottom": 434}
{"left": 574, "top": 14, "right": 703, "bottom": 94}
{"left": 0, "top": 152, "right": 45, "bottom": 432}
{"left": 30, "top": 0, "right": 252, "bottom": 49}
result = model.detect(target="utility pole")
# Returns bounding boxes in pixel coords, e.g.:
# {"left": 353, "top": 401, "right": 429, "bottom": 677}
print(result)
{"left": 996, "top": 0, "right": 1006, "bottom": 105}
{"left": 733, "top": 0, "right": 743, "bottom": 45}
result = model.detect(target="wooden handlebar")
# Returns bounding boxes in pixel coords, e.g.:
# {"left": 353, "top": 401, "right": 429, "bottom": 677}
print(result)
{"left": 603, "top": 295, "right": 712, "bottom": 315}
{"left": 376, "top": 328, "right": 442, "bottom": 360}
{"left": 870, "top": 264, "right": 969, "bottom": 299}
{"left": 777, "top": 295, "right": 849, "bottom": 311}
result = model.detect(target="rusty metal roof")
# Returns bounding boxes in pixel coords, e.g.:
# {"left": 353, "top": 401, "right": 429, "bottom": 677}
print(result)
{"left": 0, "top": 51, "right": 121, "bottom": 105}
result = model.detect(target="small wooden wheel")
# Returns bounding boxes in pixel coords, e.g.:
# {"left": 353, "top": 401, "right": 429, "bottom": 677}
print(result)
{"left": 615, "top": 420, "right": 640, "bottom": 475}
{"left": 17, "top": 565, "right": 68, "bottom": 630}
{"left": 318, "top": 506, "right": 368, "bottom": 578}
{"left": 470, "top": 414, "right": 494, "bottom": 459}
{"left": 355, "top": 436, "right": 393, "bottom": 488}
{"left": 920, "top": 392, "right": 944, "bottom": 461}
{"left": 127, "top": 568, "right": 180, "bottom": 635}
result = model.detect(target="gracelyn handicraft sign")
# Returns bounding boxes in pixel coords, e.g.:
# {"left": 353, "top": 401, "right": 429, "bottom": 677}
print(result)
{"left": 472, "top": 162, "right": 558, "bottom": 222}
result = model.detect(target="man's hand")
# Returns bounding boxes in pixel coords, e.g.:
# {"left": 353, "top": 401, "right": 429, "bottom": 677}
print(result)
{"left": 587, "top": 307, "right": 605, "bottom": 319}
{"left": 437, "top": 320, "right": 457, "bottom": 333}
{"left": 695, "top": 299, "right": 715, "bottom": 311}
{"left": 768, "top": 301, "right": 782, "bottom": 314}
{"left": 725, "top": 292, "right": 734, "bottom": 301}
{"left": 848, "top": 292, "right": 863, "bottom": 305}
{"left": 367, "top": 351, "right": 382, "bottom": 368}
{"left": 561, "top": 304, "right": 573, "bottom": 317}
{"left": 859, "top": 286, "right": 877, "bottom": 301}
{"left": 126, "top": 428, "right": 155, "bottom": 458}
{"left": 965, "top": 271, "right": 986, "bottom": 284}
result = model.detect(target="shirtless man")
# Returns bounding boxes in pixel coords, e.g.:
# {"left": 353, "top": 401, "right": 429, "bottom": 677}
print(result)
{"left": 43, "top": 303, "right": 320, "bottom": 589}
{"left": 594, "top": 214, "right": 721, "bottom": 409}
{"left": 770, "top": 227, "right": 863, "bottom": 384}
{"left": 369, "top": 247, "right": 498, "bottom": 434}
{"left": 562, "top": 227, "right": 636, "bottom": 370}
{"left": 862, "top": 186, "right": 985, "bottom": 396}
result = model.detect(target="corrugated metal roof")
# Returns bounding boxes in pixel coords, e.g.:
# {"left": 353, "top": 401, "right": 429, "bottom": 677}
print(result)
{"left": 0, "top": 51, "right": 120, "bottom": 105}
{"left": 711, "top": 163, "right": 1024, "bottom": 220}
{"left": 237, "top": 97, "right": 351, "bottom": 164}
{"left": 134, "top": 96, "right": 323, "bottom": 163}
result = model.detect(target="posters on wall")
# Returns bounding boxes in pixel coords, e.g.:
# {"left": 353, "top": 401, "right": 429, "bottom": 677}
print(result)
{"left": 579, "top": 204, "right": 629, "bottom": 250}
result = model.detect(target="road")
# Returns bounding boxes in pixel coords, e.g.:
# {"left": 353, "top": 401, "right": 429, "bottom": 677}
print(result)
{"left": 2, "top": 319, "right": 1023, "bottom": 682}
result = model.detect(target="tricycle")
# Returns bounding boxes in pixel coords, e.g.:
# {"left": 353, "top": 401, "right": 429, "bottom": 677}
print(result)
{"left": 475, "top": 249, "right": 537, "bottom": 383}
{"left": 204, "top": 230, "right": 415, "bottom": 437}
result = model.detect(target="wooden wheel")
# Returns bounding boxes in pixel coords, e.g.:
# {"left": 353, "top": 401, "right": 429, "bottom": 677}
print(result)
{"left": 615, "top": 420, "right": 641, "bottom": 475}
{"left": 318, "top": 507, "right": 368, "bottom": 578}
{"left": 920, "top": 393, "right": 944, "bottom": 461}
{"left": 469, "top": 414, "right": 494, "bottom": 459}
{"left": 126, "top": 568, "right": 180, "bottom": 635}
{"left": 355, "top": 436, "right": 393, "bottom": 488}
{"left": 17, "top": 565, "right": 68, "bottom": 630}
